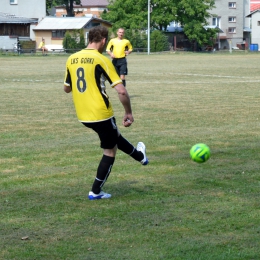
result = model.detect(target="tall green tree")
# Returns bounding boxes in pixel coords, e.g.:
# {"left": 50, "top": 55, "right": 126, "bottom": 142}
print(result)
{"left": 101, "top": 0, "right": 148, "bottom": 30}
{"left": 175, "top": 0, "right": 216, "bottom": 46}
{"left": 150, "top": 0, "right": 178, "bottom": 31}
{"left": 102, "top": 0, "right": 216, "bottom": 47}
{"left": 46, "top": 0, "right": 81, "bottom": 17}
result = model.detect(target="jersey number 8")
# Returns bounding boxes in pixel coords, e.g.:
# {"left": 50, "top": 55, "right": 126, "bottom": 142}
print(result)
{"left": 77, "top": 67, "right": 87, "bottom": 93}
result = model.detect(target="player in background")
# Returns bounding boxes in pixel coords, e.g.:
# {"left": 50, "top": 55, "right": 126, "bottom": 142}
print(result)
{"left": 38, "top": 39, "right": 48, "bottom": 55}
{"left": 106, "top": 28, "right": 133, "bottom": 87}
{"left": 63, "top": 26, "right": 148, "bottom": 200}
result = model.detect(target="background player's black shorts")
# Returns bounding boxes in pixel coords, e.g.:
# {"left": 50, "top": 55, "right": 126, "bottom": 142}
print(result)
{"left": 112, "top": 57, "right": 128, "bottom": 76}
{"left": 82, "top": 117, "right": 118, "bottom": 149}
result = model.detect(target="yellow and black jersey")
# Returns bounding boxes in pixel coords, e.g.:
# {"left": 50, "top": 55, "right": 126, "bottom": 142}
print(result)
{"left": 106, "top": 38, "right": 133, "bottom": 58}
{"left": 64, "top": 49, "right": 122, "bottom": 123}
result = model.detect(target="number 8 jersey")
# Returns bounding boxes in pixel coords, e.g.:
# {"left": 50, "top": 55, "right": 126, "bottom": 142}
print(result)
{"left": 64, "top": 48, "right": 122, "bottom": 122}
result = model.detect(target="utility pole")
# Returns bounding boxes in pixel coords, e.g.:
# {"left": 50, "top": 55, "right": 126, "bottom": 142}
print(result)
{"left": 148, "top": 0, "right": 150, "bottom": 55}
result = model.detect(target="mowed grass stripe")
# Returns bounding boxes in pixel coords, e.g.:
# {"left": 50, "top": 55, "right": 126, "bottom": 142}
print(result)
{"left": 1, "top": 53, "right": 260, "bottom": 259}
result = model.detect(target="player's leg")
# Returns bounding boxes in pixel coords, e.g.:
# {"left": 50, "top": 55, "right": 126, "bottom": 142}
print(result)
{"left": 89, "top": 146, "right": 116, "bottom": 198}
{"left": 120, "top": 75, "right": 126, "bottom": 87}
{"left": 117, "top": 134, "right": 149, "bottom": 165}
{"left": 112, "top": 59, "right": 120, "bottom": 76}
{"left": 83, "top": 118, "right": 118, "bottom": 200}
{"left": 119, "top": 59, "right": 128, "bottom": 87}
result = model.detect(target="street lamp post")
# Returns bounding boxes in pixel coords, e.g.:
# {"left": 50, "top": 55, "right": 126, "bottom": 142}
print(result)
{"left": 148, "top": 0, "right": 150, "bottom": 55}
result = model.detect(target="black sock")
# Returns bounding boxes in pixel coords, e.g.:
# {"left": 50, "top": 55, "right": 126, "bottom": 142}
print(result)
{"left": 91, "top": 155, "right": 115, "bottom": 194}
{"left": 117, "top": 135, "right": 143, "bottom": 162}
{"left": 122, "top": 80, "right": 126, "bottom": 87}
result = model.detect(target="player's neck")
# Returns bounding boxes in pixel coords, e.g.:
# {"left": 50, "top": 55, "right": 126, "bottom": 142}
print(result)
{"left": 86, "top": 42, "right": 104, "bottom": 53}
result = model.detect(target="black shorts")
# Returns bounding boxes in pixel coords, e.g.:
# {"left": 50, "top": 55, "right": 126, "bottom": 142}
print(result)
{"left": 82, "top": 117, "right": 118, "bottom": 149}
{"left": 112, "top": 57, "right": 128, "bottom": 76}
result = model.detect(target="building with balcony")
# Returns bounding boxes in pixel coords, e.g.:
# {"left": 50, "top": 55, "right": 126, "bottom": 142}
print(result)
{"left": 207, "top": 0, "right": 251, "bottom": 50}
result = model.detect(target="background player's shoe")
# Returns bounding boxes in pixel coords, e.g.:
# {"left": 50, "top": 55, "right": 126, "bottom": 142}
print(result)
{"left": 88, "top": 191, "right": 111, "bottom": 200}
{"left": 137, "top": 142, "right": 149, "bottom": 165}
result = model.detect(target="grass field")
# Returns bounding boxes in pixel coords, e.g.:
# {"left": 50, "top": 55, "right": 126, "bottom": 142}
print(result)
{"left": 1, "top": 51, "right": 260, "bottom": 260}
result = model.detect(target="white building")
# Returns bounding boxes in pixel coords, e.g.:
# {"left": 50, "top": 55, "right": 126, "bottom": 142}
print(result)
{"left": 207, "top": 0, "right": 251, "bottom": 50}
{"left": 0, "top": 0, "right": 46, "bottom": 40}
{"left": 246, "top": 9, "right": 260, "bottom": 50}
{"left": 0, "top": 0, "right": 46, "bottom": 20}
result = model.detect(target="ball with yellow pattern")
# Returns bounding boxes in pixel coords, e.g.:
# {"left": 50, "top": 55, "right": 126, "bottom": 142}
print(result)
{"left": 190, "top": 143, "right": 210, "bottom": 163}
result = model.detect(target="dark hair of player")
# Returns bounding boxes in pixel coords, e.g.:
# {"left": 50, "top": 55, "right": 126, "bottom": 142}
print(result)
{"left": 88, "top": 26, "right": 108, "bottom": 43}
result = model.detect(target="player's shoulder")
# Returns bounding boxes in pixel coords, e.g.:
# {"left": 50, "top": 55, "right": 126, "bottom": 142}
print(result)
{"left": 66, "top": 51, "right": 78, "bottom": 60}
{"left": 98, "top": 53, "right": 112, "bottom": 64}
{"left": 123, "top": 38, "right": 131, "bottom": 43}
{"left": 108, "top": 38, "right": 115, "bottom": 43}
{"left": 66, "top": 49, "right": 84, "bottom": 63}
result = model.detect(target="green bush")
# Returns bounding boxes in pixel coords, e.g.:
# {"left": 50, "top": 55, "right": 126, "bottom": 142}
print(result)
{"left": 150, "top": 30, "right": 169, "bottom": 52}
{"left": 62, "top": 29, "right": 86, "bottom": 53}
{"left": 116, "top": 29, "right": 169, "bottom": 52}
{"left": 124, "top": 29, "right": 147, "bottom": 51}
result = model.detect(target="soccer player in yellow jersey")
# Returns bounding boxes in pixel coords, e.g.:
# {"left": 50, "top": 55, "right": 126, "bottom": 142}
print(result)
{"left": 106, "top": 28, "right": 133, "bottom": 87}
{"left": 38, "top": 38, "right": 48, "bottom": 55}
{"left": 64, "top": 26, "right": 148, "bottom": 200}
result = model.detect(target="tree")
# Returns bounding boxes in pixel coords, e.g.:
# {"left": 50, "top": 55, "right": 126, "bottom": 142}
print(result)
{"left": 175, "top": 0, "right": 216, "bottom": 46}
{"left": 102, "top": 0, "right": 216, "bottom": 48}
{"left": 150, "top": 0, "right": 178, "bottom": 31}
{"left": 66, "top": 0, "right": 81, "bottom": 17}
{"left": 46, "top": 0, "right": 81, "bottom": 17}
{"left": 101, "top": 0, "right": 148, "bottom": 30}
{"left": 62, "top": 29, "right": 86, "bottom": 52}
{"left": 150, "top": 30, "right": 169, "bottom": 52}
{"left": 124, "top": 29, "right": 147, "bottom": 50}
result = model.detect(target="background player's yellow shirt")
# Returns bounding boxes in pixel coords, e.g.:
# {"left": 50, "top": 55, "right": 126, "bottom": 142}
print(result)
{"left": 38, "top": 41, "right": 45, "bottom": 48}
{"left": 64, "top": 49, "right": 122, "bottom": 122}
{"left": 106, "top": 38, "right": 133, "bottom": 58}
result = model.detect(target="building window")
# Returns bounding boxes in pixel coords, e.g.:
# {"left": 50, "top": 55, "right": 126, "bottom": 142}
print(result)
{"left": 52, "top": 30, "right": 66, "bottom": 38}
{"left": 228, "top": 16, "right": 236, "bottom": 23}
{"left": 258, "top": 21, "right": 260, "bottom": 26}
{"left": 229, "top": 2, "right": 236, "bottom": 8}
{"left": 10, "top": 0, "right": 18, "bottom": 4}
{"left": 228, "top": 27, "right": 236, "bottom": 33}
{"left": 212, "top": 17, "right": 221, "bottom": 27}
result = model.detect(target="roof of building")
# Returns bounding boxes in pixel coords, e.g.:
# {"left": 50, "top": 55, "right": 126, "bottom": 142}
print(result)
{"left": 251, "top": 4, "right": 260, "bottom": 12}
{"left": 55, "top": 0, "right": 108, "bottom": 8}
{"left": 79, "top": 0, "right": 108, "bottom": 6}
{"left": 33, "top": 16, "right": 111, "bottom": 30}
{"left": 251, "top": 0, "right": 260, "bottom": 12}
{"left": 0, "top": 12, "right": 38, "bottom": 24}
{"left": 246, "top": 9, "right": 260, "bottom": 17}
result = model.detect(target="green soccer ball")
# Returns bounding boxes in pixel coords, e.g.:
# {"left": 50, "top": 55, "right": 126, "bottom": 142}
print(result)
{"left": 190, "top": 143, "right": 210, "bottom": 163}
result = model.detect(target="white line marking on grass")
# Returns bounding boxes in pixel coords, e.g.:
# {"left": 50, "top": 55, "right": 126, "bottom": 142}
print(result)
{"left": 133, "top": 71, "right": 260, "bottom": 79}
{"left": 0, "top": 67, "right": 64, "bottom": 72}
{"left": 3, "top": 78, "right": 63, "bottom": 83}
{"left": 130, "top": 80, "right": 260, "bottom": 84}
{"left": 174, "top": 80, "right": 260, "bottom": 83}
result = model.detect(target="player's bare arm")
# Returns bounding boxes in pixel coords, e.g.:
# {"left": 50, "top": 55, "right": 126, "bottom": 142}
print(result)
{"left": 114, "top": 83, "right": 133, "bottom": 127}
{"left": 125, "top": 50, "right": 132, "bottom": 56}
{"left": 107, "top": 50, "right": 115, "bottom": 58}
